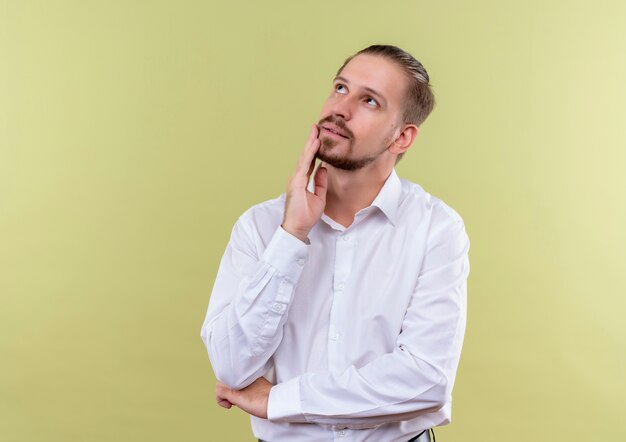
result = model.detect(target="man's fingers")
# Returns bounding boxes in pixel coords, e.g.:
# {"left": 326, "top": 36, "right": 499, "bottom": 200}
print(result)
{"left": 306, "top": 157, "right": 316, "bottom": 181}
{"left": 216, "top": 382, "right": 236, "bottom": 410}
{"left": 297, "top": 139, "right": 320, "bottom": 181}
{"left": 296, "top": 125, "right": 320, "bottom": 175}
{"left": 218, "top": 399, "right": 233, "bottom": 409}
{"left": 306, "top": 123, "right": 318, "bottom": 146}
{"left": 314, "top": 166, "right": 328, "bottom": 200}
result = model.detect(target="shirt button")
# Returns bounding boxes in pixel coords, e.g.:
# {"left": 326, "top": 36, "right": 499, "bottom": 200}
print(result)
{"left": 330, "top": 333, "right": 340, "bottom": 341}
{"left": 342, "top": 235, "right": 350, "bottom": 241}
{"left": 337, "top": 283, "right": 345, "bottom": 291}
{"left": 297, "top": 258, "right": 305, "bottom": 266}
{"left": 272, "top": 303, "right": 286, "bottom": 313}
{"left": 336, "top": 429, "right": 346, "bottom": 436}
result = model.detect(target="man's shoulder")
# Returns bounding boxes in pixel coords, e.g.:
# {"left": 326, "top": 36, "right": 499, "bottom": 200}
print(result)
{"left": 398, "top": 176, "right": 465, "bottom": 226}
{"left": 224, "top": 193, "right": 286, "bottom": 247}
{"left": 236, "top": 193, "right": 286, "bottom": 230}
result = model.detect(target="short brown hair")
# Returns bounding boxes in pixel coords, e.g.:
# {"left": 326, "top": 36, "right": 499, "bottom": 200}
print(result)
{"left": 337, "top": 45, "right": 435, "bottom": 163}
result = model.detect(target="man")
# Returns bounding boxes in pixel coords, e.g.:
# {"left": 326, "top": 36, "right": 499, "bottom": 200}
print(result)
{"left": 200, "top": 45, "right": 470, "bottom": 442}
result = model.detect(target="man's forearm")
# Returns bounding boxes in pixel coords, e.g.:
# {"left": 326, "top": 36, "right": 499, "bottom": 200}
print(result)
{"left": 216, "top": 377, "right": 272, "bottom": 419}
{"left": 265, "top": 348, "right": 449, "bottom": 427}
{"left": 200, "top": 223, "right": 309, "bottom": 389}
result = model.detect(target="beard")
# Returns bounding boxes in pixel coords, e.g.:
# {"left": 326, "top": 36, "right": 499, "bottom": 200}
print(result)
{"left": 315, "top": 132, "right": 390, "bottom": 171}
{"left": 315, "top": 115, "right": 395, "bottom": 171}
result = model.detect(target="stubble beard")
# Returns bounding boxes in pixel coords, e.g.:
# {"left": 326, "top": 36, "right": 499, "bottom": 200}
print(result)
{"left": 316, "top": 135, "right": 386, "bottom": 171}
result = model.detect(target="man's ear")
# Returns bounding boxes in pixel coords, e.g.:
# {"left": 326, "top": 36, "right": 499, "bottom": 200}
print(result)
{"left": 389, "top": 124, "right": 419, "bottom": 155}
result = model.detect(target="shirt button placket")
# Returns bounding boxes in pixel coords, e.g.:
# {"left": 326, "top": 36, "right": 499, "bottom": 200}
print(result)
{"left": 329, "top": 232, "right": 358, "bottom": 370}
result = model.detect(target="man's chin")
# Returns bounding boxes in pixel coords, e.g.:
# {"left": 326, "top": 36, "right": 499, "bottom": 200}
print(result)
{"left": 315, "top": 150, "right": 341, "bottom": 165}
{"left": 315, "top": 152, "right": 369, "bottom": 171}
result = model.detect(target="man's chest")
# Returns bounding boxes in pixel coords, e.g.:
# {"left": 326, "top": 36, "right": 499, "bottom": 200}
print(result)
{"left": 275, "top": 218, "right": 429, "bottom": 372}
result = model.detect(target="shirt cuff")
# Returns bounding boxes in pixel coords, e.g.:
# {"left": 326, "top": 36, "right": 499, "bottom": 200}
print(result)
{"left": 261, "top": 226, "right": 309, "bottom": 283}
{"left": 267, "top": 376, "right": 306, "bottom": 422}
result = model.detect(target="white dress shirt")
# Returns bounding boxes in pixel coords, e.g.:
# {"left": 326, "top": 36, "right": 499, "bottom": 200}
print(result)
{"left": 200, "top": 168, "right": 470, "bottom": 442}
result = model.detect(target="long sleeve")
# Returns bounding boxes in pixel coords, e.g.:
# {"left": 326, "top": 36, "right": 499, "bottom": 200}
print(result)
{"left": 267, "top": 215, "right": 470, "bottom": 428}
{"left": 200, "top": 213, "right": 309, "bottom": 389}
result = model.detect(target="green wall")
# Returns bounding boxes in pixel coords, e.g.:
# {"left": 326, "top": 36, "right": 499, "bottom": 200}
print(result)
{"left": 1, "top": 1, "right": 625, "bottom": 440}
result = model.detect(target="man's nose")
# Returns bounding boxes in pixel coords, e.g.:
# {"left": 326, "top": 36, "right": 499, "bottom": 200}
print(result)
{"left": 330, "top": 96, "right": 353, "bottom": 120}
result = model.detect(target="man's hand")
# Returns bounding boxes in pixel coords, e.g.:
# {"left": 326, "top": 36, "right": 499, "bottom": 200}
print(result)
{"left": 281, "top": 124, "right": 328, "bottom": 242}
{"left": 215, "top": 377, "right": 272, "bottom": 419}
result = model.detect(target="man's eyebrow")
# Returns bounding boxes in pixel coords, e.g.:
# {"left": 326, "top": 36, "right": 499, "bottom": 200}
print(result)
{"left": 334, "top": 75, "right": 387, "bottom": 105}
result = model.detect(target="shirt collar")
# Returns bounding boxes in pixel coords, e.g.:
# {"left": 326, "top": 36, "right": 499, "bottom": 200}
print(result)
{"left": 308, "top": 167, "right": 402, "bottom": 226}
{"left": 369, "top": 168, "right": 402, "bottom": 226}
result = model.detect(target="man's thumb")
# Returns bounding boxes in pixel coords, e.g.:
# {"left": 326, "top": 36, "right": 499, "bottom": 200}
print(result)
{"left": 314, "top": 166, "right": 328, "bottom": 200}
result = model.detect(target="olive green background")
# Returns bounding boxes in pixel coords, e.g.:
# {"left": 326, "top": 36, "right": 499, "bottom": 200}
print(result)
{"left": 1, "top": 0, "right": 624, "bottom": 441}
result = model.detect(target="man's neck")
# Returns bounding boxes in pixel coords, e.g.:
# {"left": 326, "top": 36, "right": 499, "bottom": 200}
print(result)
{"left": 322, "top": 162, "right": 394, "bottom": 228}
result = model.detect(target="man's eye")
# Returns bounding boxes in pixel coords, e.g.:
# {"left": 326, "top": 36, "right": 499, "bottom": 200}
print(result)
{"left": 335, "top": 84, "right": 347, "bottom": 93}
{"left": 366, "top": 97, "right": 378, "bottom": 106}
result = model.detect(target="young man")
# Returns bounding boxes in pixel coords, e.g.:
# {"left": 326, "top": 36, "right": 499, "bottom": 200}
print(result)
{"left": 200, "top": 45, "right": 470, "bottom": 442}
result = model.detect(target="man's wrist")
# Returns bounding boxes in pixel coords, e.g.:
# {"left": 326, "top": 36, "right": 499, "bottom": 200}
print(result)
{"left": 267, "top": 377, "right": 305, "bottom": 422}
{"left": 280, "top": 223, "right": 310, "bottom": 244}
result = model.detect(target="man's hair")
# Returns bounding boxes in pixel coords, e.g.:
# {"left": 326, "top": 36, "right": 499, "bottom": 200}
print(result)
{"left": 336, "top": 45, "right": 435, "bottom": 163}
{"left": 337, "top": 45, "right": 435, "bottom": 126}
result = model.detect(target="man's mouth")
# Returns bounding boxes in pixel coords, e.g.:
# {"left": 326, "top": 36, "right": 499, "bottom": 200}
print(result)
{"left": 321, "top": 125, "right": 350, "bottom": 139}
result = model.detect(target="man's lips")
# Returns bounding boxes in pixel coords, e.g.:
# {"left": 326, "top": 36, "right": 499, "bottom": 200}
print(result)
{"left": 321, "top": 125, "right": 350, "bottom": 139}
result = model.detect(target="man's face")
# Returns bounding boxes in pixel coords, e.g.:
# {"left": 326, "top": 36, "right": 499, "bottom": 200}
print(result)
{"left": 316, "top": 54, "right": 408, "bottom": 171}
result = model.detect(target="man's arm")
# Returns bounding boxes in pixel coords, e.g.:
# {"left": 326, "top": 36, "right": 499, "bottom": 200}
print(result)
{"left": 200, "top": 125, "right": 327, "bottom": 389}
{"left": 200, "top": 219, "right": 309, "bottom": 389}
{"left": 216, "top": 377, "right": 272, "bottom": 418}
{"left": 220, "top": 212, "right": 470, "bottom": 427}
